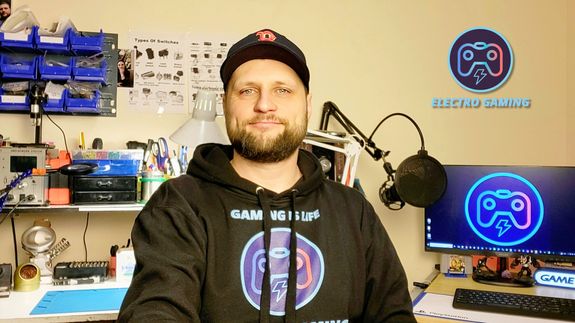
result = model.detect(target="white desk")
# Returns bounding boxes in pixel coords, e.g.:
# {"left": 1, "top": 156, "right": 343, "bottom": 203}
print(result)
{"left": 0, "top": 280, "right": 131, "bottom": 322}
{"left": 413, "top": 273, "right": 575, "bottom": 322}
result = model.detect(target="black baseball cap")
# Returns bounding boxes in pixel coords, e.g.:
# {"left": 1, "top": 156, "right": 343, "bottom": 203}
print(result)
{"left": 220, "top": 29, "right": 310, "bottom": 91}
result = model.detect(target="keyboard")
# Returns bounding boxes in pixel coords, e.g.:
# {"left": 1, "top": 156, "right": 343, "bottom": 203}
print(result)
{"left": 453, "top": 288, "right": 575, "bottom": 321}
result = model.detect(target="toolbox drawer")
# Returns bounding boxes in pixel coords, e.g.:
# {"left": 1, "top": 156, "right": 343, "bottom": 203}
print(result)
{"left": 70, "top": 176, "right": 137, "bottom": 204}
{"left": 71, "top": 176, "right": 136, "bottom": 191}
{"left": 72, "top": 191, "right": 137, "bottom": 204}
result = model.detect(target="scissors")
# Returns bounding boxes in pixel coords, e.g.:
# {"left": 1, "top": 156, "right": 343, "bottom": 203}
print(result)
{"left": 179, "top": 145, "right": 189, "bottom": 171}
{"left": 151, "top": 137, "right": 169, "bottom": 172}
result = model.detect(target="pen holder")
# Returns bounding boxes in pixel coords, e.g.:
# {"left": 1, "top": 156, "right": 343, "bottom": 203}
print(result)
{"left": 140, "top": 170, "right": 165, "bottom": 202}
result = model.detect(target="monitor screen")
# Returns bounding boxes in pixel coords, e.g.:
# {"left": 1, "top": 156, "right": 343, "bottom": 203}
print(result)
{"left": 425, "top": 165, "right": 575, "bottom": 262}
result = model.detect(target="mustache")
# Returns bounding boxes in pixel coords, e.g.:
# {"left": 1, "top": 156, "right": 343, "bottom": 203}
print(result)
{"left": 246, "top": 115, "right": 286, "bottom": 124}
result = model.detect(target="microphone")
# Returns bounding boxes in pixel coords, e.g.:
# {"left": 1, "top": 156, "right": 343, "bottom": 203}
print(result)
{"left": 379, "top": 150, "right": 447, "bottom": 210}
{"left": 320, "top": 101, "right": 448, "bottom": 210}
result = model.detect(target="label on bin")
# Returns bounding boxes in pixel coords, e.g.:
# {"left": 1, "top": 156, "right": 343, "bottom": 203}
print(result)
{"left": 1, "top": 95, "right": 26, "bottom": 103}
{"left": 4, "top": 31, "right": 28, "bottom": 41}
{"left": 40, "top": 35, "right": 64, "bottom": 44}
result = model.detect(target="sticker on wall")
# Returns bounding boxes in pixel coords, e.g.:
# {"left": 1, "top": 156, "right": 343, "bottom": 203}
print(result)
{"left": 432, "top": 27, "right": 531, "bottom": 109}
{"left": 449, "top": 27, "right": 513, "bottom": 93}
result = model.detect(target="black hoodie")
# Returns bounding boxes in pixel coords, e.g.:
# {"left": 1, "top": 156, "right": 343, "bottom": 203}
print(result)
{"left": 118, "top": 144, "right": 416, "bottom": 323}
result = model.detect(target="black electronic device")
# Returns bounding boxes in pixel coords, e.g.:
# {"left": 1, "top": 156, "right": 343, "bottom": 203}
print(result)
{"left": 319, "top": 101, "right": 446, "bottom": 210}
{"left": 425, "top": 165, "right": 575, "bottom": 286}
{"left": 70, "top": 176, "right": 137, "bottom": 204}
{"left": 0, "top": 263, "right": 12, "bottom": 298}
{"left": 53, "top": 261, "right": 108, "bottom": 280}
{"left": 453, "top": 288, "right": 575, "bottom": 321}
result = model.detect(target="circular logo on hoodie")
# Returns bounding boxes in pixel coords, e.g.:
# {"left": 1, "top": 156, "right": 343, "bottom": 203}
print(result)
{"left": 240, "top": 228, "right": 324, "bottom": 316}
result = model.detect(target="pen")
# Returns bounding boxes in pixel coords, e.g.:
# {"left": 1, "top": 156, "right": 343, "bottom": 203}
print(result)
{"left": 80, "top": 132, "right": 86, "bottom": 150}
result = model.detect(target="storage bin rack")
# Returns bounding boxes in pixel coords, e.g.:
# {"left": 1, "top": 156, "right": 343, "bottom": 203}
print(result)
{"left": 0, "top": 28, "right": 118, "bottom": 117}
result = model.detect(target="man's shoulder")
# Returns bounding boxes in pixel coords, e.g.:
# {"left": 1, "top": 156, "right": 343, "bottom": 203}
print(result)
{"left": 320, "top": 179, "right": 367, "bottom": 201}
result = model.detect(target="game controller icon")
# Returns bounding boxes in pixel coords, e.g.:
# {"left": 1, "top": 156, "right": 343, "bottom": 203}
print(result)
{"left": 457, "top": 42, "right": 504, "bottom": 77}
{"left": 249, "top": 246, "right": 313, "bottom": 296}
{"left": 476, "top": 189, "right": 532, "bottom": 230}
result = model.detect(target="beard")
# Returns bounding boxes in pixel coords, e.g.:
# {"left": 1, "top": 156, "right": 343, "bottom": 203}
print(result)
{"left": 227, "top": 114, "right": 308, "bottom": 163}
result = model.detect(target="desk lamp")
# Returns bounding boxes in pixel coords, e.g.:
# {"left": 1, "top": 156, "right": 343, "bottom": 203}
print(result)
{"left": 169, "top": 90, "right": 229, "bottom": 153}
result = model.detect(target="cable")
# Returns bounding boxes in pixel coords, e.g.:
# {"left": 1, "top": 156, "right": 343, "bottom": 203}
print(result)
{"left": 11, "top": 214, "right": 18, "bottom": 268}
{"left": 83, "top": 212, "right": 90, "bottom": 261}
{"left": 42, "top": 106, "right": 70, "bottom": 155}
{"left": 367, "top": 112, "right": 426, "bottom": 151}
{"left": 0, "top": 197, "right": 26, "bottom": 226}
{"left": 1, "top": 195, "right": 34, "bottom": 267}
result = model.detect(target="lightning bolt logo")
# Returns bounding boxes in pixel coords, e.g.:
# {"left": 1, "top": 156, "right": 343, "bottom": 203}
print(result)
{"left": 271, "top": 279, "right": 288, "bottom": 303}
{"left": 495, "top": 219, "right": 512, "bottom": 237}
{"left": 473, "top": 68, "right": 487, "bottom": 85}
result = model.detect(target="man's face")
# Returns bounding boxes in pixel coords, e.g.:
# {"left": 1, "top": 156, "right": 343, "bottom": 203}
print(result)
{"left": 224, "top": 59, "right": 311, "bottom": 163}
{"left": 0, "top": 4, "right": 10, "bottom": 19}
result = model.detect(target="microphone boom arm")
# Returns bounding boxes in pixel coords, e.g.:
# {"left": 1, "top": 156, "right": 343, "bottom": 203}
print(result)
{"left": 320, "top": 101, "right": 427, "bottom": 162}
{"left": 320, "top": 101, "right": 387, "bottom": 161}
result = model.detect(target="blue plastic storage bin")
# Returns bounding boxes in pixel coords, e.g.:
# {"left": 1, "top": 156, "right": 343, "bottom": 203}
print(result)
{"left": 72, "top": 159, "right": 141, "bottom": 176}
{"left": 66, "top": 90, "right": 100, "bottom": 113}
{"left": 0, "top": 88, "right": 29, "bottom": 111}
{"left": 73, "top": 57, "right": 107, "bottom": 83}
{"left": 70, "top": 30, "right": 104, "bottom": 55}
{"left": 35, "top": 28, "right": 71, "bottom": 54}
{"left": 38, "top": 56, "right": 72, "bottom": 80}
{"left": 43, "top": 88, "right": 66, "bottom": 112}
{"left": 72, "top": 149, "right": 144, "bottom": 177}
{"left": 0, "top": 26, "right": 37, "bottom": 50}
{"left": 0, "top": 54, "right": 37, "bottom": 79}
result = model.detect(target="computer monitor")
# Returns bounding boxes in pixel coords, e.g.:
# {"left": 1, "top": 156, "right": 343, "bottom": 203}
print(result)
{"left": 425, "top": 165, "right": 575, "bottom": 286}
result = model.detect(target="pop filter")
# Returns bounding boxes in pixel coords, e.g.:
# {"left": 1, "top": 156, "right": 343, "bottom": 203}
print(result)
{"left": 395, "top": 150, "right": 447, "bottom": 208}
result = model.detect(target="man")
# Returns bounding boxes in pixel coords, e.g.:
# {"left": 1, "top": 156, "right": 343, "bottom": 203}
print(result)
{"left": 118, "top": 28, "right": 416, "bottom": 322}
{"left": 0, "top": 1, "right": 10, "bottom": 27}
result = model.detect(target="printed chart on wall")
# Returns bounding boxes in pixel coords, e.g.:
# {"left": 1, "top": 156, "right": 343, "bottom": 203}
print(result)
{"left": 187, "top": 35, "right": 232, "bottom": 115}
{"left": 128, "top": 32, "right": 188, "bottom": 114}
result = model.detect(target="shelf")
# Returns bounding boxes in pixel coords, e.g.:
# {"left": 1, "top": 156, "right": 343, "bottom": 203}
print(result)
{"left": 1, "top": 203, "right": 144, "bottom": 214}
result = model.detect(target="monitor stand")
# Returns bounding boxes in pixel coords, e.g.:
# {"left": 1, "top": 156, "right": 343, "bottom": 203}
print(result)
{"left": 472, "top": 257, "right": 534, "bottom": 287}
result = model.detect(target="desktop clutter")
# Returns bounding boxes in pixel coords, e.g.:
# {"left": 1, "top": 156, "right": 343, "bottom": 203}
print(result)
{"left": 0, "top": 135, "right": 185, "bottom": 208}
{"left": 0, "top": 136, "right": 187, "bottom": 295}
{"left": 439, "top": 253, "right": 575, "bottom": 289}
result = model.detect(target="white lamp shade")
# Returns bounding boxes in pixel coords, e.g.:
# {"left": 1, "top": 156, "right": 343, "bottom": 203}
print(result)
{"left": 169, "top": 90, "right": 229, "bottom": 149}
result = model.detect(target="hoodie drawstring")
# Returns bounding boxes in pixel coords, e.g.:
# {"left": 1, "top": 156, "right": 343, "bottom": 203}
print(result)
{"left": 285, "top": 189, "right": 299, "bottom": 322}
{"left": 257, "top": 187, "right": 272, "bottom": 323}
{"left": 256, "top": 187, "right": 299, "bottom": 323}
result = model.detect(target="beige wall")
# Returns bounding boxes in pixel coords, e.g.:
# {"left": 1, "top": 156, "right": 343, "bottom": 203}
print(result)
{"left": 1, "top": 0, "right": 573, "bottom": 290}
{"left": 569, "top": 1, "right": 575, "bottom": 161}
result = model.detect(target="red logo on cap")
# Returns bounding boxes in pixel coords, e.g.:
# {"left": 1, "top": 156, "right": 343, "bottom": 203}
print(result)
{"left": 256, "top": 30, "right": 276, "bottom": 42}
